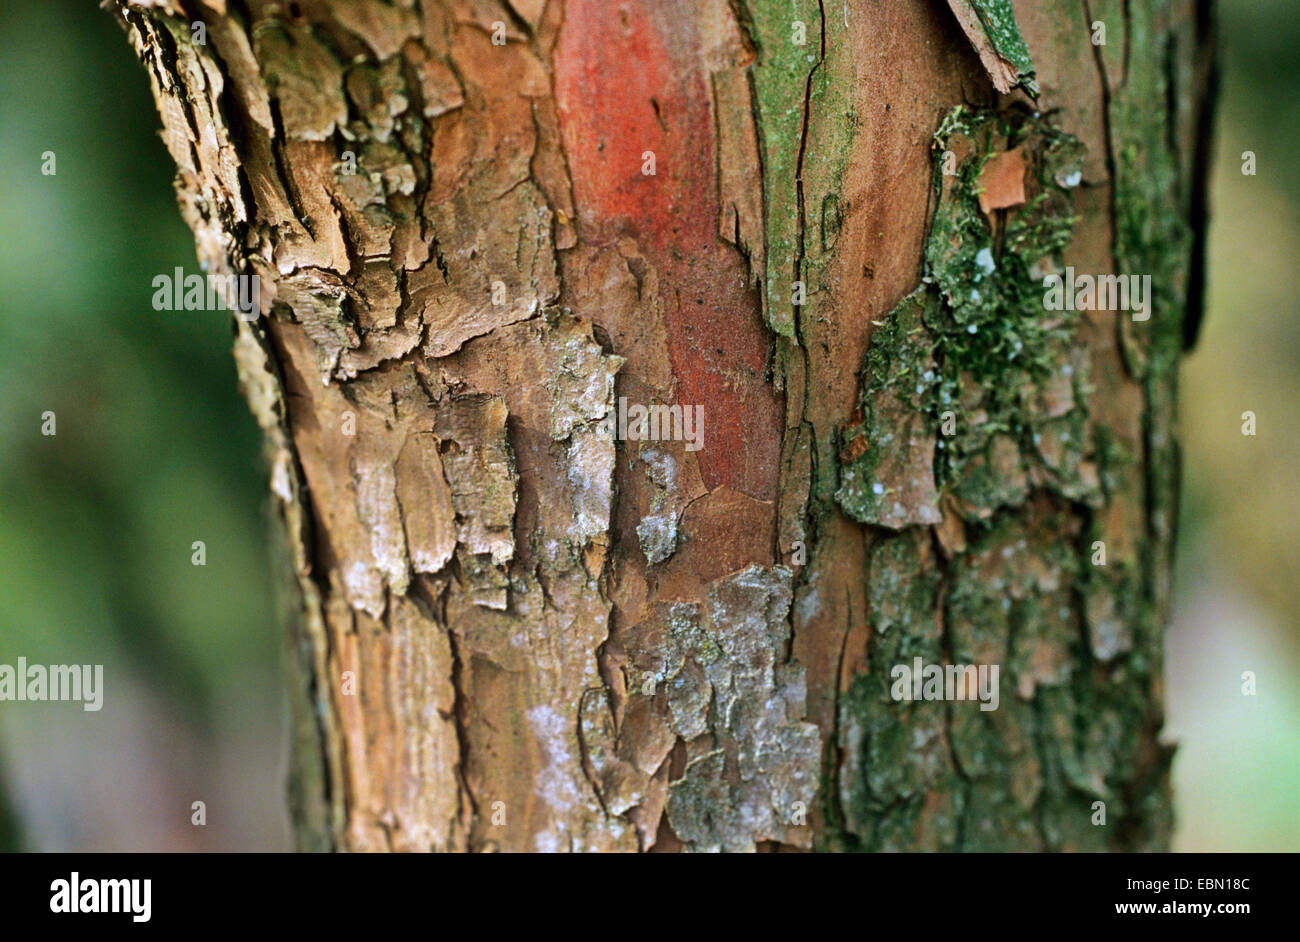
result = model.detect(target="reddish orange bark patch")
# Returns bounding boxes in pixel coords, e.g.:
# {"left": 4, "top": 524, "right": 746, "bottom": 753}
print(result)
{"left": 977, "top": 146, "right": 1027, "bottom": 216}
{"left": 553, "top": 0, "right": 780, "bottom": 500}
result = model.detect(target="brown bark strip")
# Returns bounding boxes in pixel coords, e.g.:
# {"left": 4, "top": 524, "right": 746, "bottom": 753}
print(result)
{"left": 112, "top": 0, "right": 634, "bottom": 851}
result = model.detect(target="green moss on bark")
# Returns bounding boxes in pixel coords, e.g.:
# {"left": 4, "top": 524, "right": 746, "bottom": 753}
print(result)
{"left": 740, "top": 0, "right": 825, "bottom": 340}
{"left": 831, "top": 101, "right": 1180, "bottom": 851}
{"left": 837, "top": 107, "right": 1099, "bottom": 527}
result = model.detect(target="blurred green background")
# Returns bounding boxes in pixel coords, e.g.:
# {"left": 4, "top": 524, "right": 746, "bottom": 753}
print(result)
{"left": 0, "top": 0, "right": 288, "bottom": 850}
{"left": 0, "top": 0, "right": 1295, "bottom": 851}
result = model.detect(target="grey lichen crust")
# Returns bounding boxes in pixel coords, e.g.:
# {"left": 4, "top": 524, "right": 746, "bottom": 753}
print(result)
{"left": 584, "top": 565, "right": 821, "bottom": 852}
{"left": 663, "top": 566, "right": 821, "bottom": 852}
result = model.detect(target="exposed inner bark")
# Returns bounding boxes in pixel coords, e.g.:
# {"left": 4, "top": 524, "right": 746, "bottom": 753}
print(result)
{"left": 111, "top": 0, "right": 1213, "bottom": 851}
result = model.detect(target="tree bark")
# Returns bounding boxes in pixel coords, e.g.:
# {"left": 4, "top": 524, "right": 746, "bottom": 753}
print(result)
{"left": 111, "top": 0, "right": 1214, "bottom": 851}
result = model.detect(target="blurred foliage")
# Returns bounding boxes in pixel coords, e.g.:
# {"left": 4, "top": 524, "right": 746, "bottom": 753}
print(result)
{"left": 0, "top": 0, "right": 280, "bottom": 849}
{"left": 0, "top": 0, "right": 1295, "bottom": 850}
{"left": 1179, "top": 0, "right": 1300, "bottom": 640}
{"left": 1169, "top": 0, "right": 1300, "bottom": 851}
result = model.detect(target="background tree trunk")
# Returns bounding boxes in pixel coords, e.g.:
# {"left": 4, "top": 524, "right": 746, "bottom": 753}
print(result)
{"left": 112, "top": 0, "right": 1213, "bottom": 851}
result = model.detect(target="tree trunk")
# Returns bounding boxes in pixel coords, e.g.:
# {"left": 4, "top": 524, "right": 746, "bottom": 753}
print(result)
{"left": 111, "top": 0, "right": 1214, "bottom": 852}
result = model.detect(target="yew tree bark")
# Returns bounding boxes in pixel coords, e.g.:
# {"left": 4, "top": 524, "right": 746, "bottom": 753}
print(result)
{"left": 111, "top": 0, "right": 1214, "bottom": 851}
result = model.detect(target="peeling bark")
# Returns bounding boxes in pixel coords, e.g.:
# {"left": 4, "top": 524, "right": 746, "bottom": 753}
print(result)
{"left": 111, "top": 0, "right": 1212, "bottom": 852}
